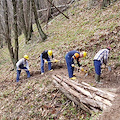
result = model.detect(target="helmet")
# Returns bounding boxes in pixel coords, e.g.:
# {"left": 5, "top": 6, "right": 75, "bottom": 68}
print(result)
{"left": 24, "top": 55, "right": 29, "bottom": 60}
{"left": 48, "top": 50, "right": 53, "bottom": 56}
{"left": 107, "top": 46, "right": 111, "bottom": 50}
{"left": 73, "top": 53, "right": 80, "bottom": 59}
{"left": 83, "top": 51, "right": 87, "bottom": 57}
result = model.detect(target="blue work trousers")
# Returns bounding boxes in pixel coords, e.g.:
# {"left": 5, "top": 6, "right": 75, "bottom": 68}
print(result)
{"left": 16, "top": 67, "right": 30, "bottom": 82}
{"left": 65, "top": 54, "right": 74, "bottom": 78}
{"left": 40, "top": 55, "right": 51, "bottom": 73}
{"left": 94, "top": 60, "right": 101, "bottom": 75}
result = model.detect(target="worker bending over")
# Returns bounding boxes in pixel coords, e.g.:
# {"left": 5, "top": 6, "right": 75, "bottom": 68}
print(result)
{"left": 40, "top": 50, "right": 58, "bottom": 75}
{"left": 16, "top": 55, "right": 30, "bottom": 82}
{"left": 93, "top": 47, "right": 111, "bottom": 84}
{"left": 65, "top": 50, "right": 87, "bottom": 80}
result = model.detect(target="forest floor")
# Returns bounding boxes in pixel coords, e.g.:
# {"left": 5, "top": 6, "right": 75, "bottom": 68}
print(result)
{"left": 0, "top": 0, "right": 120, "bottom": 119}
{"left": 0, "top": 60, "right": 120, "bottom": 119}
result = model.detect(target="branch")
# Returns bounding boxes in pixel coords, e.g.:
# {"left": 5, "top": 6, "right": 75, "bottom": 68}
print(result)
{"left": 47, "top": 0, "right": 69, "bottom": 19}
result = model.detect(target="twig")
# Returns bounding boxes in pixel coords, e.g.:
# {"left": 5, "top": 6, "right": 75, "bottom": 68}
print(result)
{"left": 47, "top": 0, "right": 69, "bottom": 19}
{"left": 55, "top": 100, "right": 71, "bottom": 119}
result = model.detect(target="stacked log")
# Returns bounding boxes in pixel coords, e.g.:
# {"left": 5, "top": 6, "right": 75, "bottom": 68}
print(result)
{"left": 52, "top": 74, "right": 117, "bottom": 114}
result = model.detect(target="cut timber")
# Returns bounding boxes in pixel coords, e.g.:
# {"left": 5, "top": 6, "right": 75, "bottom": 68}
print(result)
{"left": 53, "top": 80, "right": 92, "bottom": 114}
{"left": 81, "top": 82, "right": 116, "bottom": 101}
{"left": 52, "top": 75, "right": 117, "bottom": 112}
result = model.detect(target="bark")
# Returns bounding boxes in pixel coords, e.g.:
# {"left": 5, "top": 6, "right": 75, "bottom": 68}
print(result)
{"left": 53, "top": 80, "right": 92, "bottom": 114}
{"left": 0, "top": 1, "right": 3, "bottom": 48}
{"left": 52, "top": 74, "right": 116, "bottom": 111}
{"left": 12, "top": 0, "right": 19, "bottom": 63}
{"left": 3, "top": 0, "right": 19, "bottom": 68}
{"left": 31, "top": 0, "right": 47, "bottom": 41}
{"left": 46, "top": 0, "right": 52, "bottom": 23}
{"left": 47, "top": 0, "right": 69, "bottom": 19}
{"left": 19, "top": 0, "right": 28, "bottom": 43}
{"left": 4, "top": 0, "right": 15, "bottom": 68}
{"left": 0, "top": 22, "right": 3, "bottom": 48}
{"left": 19, "top": 0, "right": 33, "bottom": 44}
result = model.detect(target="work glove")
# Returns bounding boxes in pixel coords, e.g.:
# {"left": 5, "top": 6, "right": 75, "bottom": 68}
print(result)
{"left": 71, "top": 64, "right": 75, "bottom": 67}
{"left": 54, "top": 59, "right": 59, "bottom": 63}
{"left": 80, "top": 67, "right": 84, "bottom": 72}
{"left": 44, "top": 60, "right": 48, "bottom": 63}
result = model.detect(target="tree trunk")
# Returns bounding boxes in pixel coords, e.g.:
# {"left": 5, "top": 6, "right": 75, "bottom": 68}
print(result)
{"left": 46, "top": 0, "right": 52, "bottom": 22}
{"left": 4, "top": 0, "right": 19, "bottom": 69}
{"left": 27, "top": 0, "right": 33, "bottom": 42}
{"left": 4, "top": 0, "right": 15, "bottom": 68}
{"left": 19, "top": 0, "right": 28, "bottom": 44}
{"left": 12, "top": 0, "right": 19, "bottom": 64}
{"left": 52, "top": 74, "right": 116, "bottom": 111}
{"left": 31, "top": 0, "right": 47, "bottom": 41}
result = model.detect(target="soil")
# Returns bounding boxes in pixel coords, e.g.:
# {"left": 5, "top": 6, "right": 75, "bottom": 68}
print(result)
{"left": 52, "top": 64, "right": 120, "bottom": 120}
{"left": 33, "top": 63, "right": 120, "bottom": 120}
{"left": 0, "top": 61, "right": 120, "bottom": 119}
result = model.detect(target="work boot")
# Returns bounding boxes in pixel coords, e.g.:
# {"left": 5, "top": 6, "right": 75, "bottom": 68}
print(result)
{"left": 49, "top": 69, "right": 53, "bottom": 72}
{"left": 95, "top": 74, "right": 100, "bottom": 83}
{"left": 70, "top": 77, "right": 76, "bottom": 80}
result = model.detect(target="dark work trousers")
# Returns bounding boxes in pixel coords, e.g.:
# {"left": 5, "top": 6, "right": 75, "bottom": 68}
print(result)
{"left": 65, "top": 54, "right": 74, "bottom": 78}
{"left": 16, "top": 66, "right": 30, "bottom": 82}
{"left": 40, "top": 54, "right": 51, "bottom": 73}
{"left": 94, "top": 60, "right": 101, "bottom": 75}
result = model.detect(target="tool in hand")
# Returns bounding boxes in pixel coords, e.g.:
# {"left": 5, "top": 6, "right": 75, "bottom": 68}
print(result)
{"left": 45, "top": 59, "right": 59, "bottom": 63}
{"left": 72, "top": 64, "right": 88, "bottom": 77}
{"left": 80, "top": 67, "right": 88, "bottom": 77}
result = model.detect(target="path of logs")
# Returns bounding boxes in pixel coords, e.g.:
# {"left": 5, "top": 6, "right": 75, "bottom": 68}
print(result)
{"left": 52, "top": 74, "right": 117, "bottom": 114}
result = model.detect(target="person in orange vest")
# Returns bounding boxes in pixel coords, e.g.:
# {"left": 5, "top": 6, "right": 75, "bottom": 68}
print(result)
{"left": 65, "top": 50, "right": 87, "bottom": 80}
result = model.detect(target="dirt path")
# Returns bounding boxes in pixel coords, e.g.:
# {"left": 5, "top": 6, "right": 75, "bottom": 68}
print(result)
{"left": 51, "top": 64, "right": 120, "bottom": 120}
{"left": 0, "top": 63, "right": 119, "bottom": 119}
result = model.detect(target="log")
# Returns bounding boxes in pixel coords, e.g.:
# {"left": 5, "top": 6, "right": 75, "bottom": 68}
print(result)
{"left": 57, "top": 75, "right": 93, "bottom": 98}
{"left": 52, "top": 75, "right": 116, "bottom": 111}
{"left": 56, "top": 75, "right": 113, "bottom": 106}
{"left": 63, "top": 77, "right": 116, "bottom": 101}
{"left": 53, "top": 75, "right": 107, "bottom": 110}
{"left": 53, "top": 80, "right": 92, "bottom": 114}
{"left": 81, "top": 82, "right": 116, "bottom": 101}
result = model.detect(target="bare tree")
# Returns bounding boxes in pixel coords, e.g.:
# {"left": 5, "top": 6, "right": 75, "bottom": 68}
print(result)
{"left": 0, "top": 1, "right": 3, "bottom": 48}
{"left": 31, "top": 0, "right": 47, "bottom": 41}
{"left": 18, "top": 0, "right": 33, "bottom": 44}
{"left": 3, "top": 0, "right": 18, "bottom": 68}
{"left": 12, "top": 0, "right": 19, "bottom": 64}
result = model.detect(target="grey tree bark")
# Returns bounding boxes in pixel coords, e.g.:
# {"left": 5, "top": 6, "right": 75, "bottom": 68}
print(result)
{"left": 31, "top": 0, "right": 47, "bottom": 41}
{"left": 4, "top": 0, "right": 19, "bottom": 69}
{"left": 12, "top": 0, "right": 19, "bottom": 64}
{"left": 19, "top": 0, "right": 33, "bottom": 44}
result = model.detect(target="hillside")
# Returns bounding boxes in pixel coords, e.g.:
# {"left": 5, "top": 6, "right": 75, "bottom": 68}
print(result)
{"left": 0, "top": 0, "right": 120, "bottom": 119}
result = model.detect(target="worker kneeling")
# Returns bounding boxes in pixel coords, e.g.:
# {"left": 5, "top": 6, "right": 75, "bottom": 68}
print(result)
{"left": 65, "top": 50, "right": 87, "bottom": 80}
{"left": 16, "top": 55, "right": 30, "bottom": 82}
